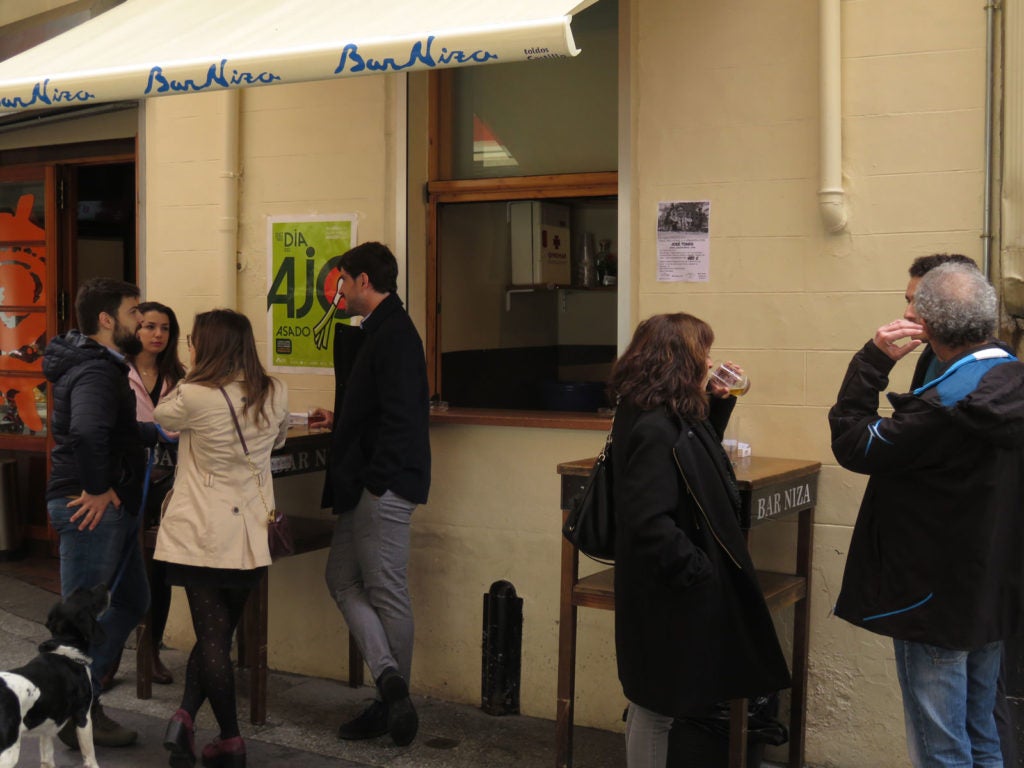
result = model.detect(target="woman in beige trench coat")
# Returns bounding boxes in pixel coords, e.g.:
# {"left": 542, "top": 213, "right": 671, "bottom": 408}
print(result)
{"left": 154, "top": 308, "right": 288, "bottom": 768}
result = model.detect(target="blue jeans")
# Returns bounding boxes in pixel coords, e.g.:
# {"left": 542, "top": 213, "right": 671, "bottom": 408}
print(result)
{"left": 48, "top": 498, "right": 150, "bottom": 698}
{"left": 325, "top": 489, "right": 415, "bottom": 686}
{"left": 894, "top": 638, "right": 1004, "bottom": 768}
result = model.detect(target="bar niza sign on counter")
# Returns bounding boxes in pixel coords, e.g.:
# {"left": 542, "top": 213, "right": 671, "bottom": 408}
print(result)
{"left": 266, "top": 215, "right": 357, "bottom": 374}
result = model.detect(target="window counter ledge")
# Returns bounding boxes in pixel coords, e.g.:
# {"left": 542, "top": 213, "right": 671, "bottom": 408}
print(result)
{"left": 429, "top": 407, "right": 611, "bottom": 431}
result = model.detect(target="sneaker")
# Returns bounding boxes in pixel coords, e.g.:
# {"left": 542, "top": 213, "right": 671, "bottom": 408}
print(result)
{"left": 58, "top": 701, "right": 138, "bottom": 750}
{"left": 336, "top": 699, "right": 389, "bottom": 741}
{"left": 90, "top": 701, "right": 138, "bottom": 747}
{"left": 377, "top": 667, "right": 418, "bottom": 747}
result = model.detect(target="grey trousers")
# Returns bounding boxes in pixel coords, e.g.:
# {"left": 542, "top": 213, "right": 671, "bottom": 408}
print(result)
{"left": 325, "top": 488, "right": 415, "bottom": 687}
{"left": 624, "top": 701, "right": 673, "bottom": 768}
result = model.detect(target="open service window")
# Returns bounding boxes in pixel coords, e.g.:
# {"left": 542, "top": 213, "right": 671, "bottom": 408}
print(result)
{"left": 437, "top": 196, "right": 617, "bottom": 412}
{"left": 423, "top": 0, "right": 619, "bottom": 414}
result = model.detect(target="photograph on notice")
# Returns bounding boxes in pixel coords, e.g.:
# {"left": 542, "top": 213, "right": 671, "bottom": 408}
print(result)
{"left": 656, "top": 200, "right": 710, "bottom": 282}
{"left": 657, "top": 201, "right": 710, "bottom": 233}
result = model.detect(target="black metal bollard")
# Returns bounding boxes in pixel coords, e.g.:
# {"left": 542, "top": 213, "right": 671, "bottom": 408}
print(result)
{"left": 481, "top": 580, "right": 523, "bottom": 715}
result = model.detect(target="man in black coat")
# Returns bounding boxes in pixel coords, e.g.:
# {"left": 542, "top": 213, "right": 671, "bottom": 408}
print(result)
{"left": 310, "top": 242, "right": 430, "bottom": 747}
{"left": 43, "top": 277, "right": 153, "bottom": 749}
{"left": 830, "top": 263, "right": 1024, "bottom": 767}
{"left": 900, "top": 254, "right": 1018, "bottom": 767}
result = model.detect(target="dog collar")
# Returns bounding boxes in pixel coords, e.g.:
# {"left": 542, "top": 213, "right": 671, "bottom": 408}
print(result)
{"left": 39, "top": 642, "right": 92, "bottom": 666}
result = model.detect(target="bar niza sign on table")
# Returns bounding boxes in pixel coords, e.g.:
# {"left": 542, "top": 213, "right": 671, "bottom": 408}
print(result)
{"left": 266, "top": 215, "right": 357, "bottom": 374}
{"left": 748, "top": 474, "right": 818, "bottom": 526}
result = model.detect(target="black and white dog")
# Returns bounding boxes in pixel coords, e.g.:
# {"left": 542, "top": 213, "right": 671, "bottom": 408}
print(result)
{"left": 0, "top": 584, "right": 109, "bottom": 768}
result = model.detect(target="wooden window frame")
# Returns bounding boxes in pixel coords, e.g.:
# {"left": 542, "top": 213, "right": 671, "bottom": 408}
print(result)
{"left": 424, "top": 71, "right": 617, "bottom": 428}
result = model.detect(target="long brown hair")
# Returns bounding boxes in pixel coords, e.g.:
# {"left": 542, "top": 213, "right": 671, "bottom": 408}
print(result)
{"left": 608, "top": 313, "right": 713, "bottom": 419}
{"left": 185, "top": 309, "right": 276, "bottom": 424}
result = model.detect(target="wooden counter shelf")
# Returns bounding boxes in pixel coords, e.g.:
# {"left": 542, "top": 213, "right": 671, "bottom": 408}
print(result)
{"left": 555, "top": 454, "right": 820, "bottom": 768}
{"left": 571, "top": 568, "right": 807, "bottom": 615}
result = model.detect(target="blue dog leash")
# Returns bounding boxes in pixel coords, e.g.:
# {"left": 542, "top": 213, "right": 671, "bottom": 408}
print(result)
{"left": 106, "top": 452, "right": 153, "bottom": 595}
{"left": 108, "top": 424, "right": 177, "bottom": 594}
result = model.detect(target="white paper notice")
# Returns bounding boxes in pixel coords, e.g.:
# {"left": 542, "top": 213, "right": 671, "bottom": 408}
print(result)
{"left": 657, "top": 201, "right": 710, "bottom": 282}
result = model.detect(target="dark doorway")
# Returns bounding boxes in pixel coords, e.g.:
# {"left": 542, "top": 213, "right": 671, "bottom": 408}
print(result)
{"left": 63, "top": 161, "right": 136, "bottom": 329}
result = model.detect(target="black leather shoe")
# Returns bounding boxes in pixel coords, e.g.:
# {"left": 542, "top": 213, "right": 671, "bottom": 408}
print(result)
{"left": 336, "top": 700, "right": 389, "bottom": 741}
{"left": 377, "top": 668, "right": 418, "bottom": 747}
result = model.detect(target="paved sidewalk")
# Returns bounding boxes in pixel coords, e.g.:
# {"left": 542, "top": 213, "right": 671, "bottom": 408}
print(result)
{"left": 0, "top": 573, "right": 624, "bottom": 768}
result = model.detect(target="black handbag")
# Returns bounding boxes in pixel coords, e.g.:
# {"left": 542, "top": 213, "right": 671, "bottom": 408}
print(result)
{"left": 562, "top": 421, "right": 615, "bottom": 562}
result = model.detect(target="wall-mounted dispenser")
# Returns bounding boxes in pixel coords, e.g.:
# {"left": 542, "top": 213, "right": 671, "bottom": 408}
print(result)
{"left": 508, "top": 201, "right": 571, "bottom": 286}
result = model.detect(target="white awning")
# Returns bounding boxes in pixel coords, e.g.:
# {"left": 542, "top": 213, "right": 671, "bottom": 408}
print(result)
{"left": 0, "top": 0, "right": 598, "bottom": 115}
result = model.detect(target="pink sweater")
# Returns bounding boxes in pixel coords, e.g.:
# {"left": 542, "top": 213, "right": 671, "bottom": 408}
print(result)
{"left": 127, "top": 363, "right": 174, "bottom": 422}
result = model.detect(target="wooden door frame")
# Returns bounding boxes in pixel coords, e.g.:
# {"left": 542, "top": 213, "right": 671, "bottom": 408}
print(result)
{"left": 0, "top": 139, "right": 136, "bottom": 549}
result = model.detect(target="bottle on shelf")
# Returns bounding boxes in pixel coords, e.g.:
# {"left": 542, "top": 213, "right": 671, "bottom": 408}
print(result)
{"left": 575, "top": 232, "right": 598, "bottom": 288}
{"left": 596, "top": 238, "right": 617, "bottom": 286}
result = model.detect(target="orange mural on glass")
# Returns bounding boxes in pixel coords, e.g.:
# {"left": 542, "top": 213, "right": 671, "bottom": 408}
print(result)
{"left": 0, "top": 191, "right": 47, "bottom": 435}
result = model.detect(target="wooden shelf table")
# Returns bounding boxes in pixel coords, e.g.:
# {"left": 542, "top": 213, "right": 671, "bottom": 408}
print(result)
{"left": 555, "top": 455, "right": 820, "bottom": 768}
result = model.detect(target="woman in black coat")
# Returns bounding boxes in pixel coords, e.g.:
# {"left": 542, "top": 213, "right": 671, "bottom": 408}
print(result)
{"left": 608, "top": 313, "right": 790, "bottom": 767}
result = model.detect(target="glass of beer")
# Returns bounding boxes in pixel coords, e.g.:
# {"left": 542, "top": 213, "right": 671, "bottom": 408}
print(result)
{"left": 708, "top": 361, "right": 751, "bottom": 397}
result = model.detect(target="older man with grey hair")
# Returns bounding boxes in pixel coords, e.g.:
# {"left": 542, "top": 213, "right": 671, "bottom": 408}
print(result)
{"left": 829, "top": 262, "right": 1024, "bottom": 768}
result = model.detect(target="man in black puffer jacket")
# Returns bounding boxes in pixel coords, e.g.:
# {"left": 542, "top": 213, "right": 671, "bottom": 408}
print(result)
{"left": 44, "top": 277, "right": 156, "bottom": 750}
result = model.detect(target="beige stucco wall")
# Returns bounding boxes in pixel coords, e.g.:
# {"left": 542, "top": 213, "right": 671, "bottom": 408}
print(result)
{"left": 0, "top": 107, "right": 136, "bottom": 149}
{"left": 135, "top": 77, "right": 616, "bottom": 737}
{"left": 0, "top": 0, "right": 995, "bottom": 763}
{"left": 141, "top": 76, "right": 402, "bottom": 678}
{"left": 632, "top": 0, "right": 988, "bottom": 765}
{"left": 138, "top": 75, "right": 627, "bottom": 732}
{"left": 142, "top": 2, "right": 991, "bottom": 765}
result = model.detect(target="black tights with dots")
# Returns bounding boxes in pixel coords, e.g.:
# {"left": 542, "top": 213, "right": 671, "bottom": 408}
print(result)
{"left": 179, "top": 584, "right": 251, "bottom": 739}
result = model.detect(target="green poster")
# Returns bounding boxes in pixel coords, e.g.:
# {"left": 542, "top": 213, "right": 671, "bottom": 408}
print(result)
{"left": 266, "top": 215, "right": 357, "bottom": 373}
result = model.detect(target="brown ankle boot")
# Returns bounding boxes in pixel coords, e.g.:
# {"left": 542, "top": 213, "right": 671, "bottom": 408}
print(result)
{"left": 151, "top": 652, "right": 173, "bottom": 684}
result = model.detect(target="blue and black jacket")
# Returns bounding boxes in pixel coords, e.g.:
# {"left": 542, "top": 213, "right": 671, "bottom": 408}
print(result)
{"left": 829, "top": 340, "right": 1024, "bottom": 650}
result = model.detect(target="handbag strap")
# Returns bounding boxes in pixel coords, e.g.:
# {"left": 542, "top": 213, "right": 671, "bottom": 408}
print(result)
{"left": 219, "top": 386, "right": 275, "bottom": 523}
{"left": 598, "top": 406, "right": 615, "bottom": 459}
{"left": 220, "top": 386, "right": 249, "bottom": 454}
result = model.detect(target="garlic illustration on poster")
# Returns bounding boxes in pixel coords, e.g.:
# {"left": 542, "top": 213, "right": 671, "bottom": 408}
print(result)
{"left": 266, "top": 214, "right": 357, "bottom": 373}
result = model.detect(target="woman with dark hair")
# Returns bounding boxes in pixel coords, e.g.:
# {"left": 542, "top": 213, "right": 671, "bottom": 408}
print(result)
{"left": 608, "top": 313, "right": 790, "bottom": 768}
{"left": 130, "top": 301, "right": 187, "bottom": 403}
{"left": 123, "top": 301, "right": 186, "bottom": 687}
{"left": 154, "top": 309, "right": 288, "bottom": 768}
